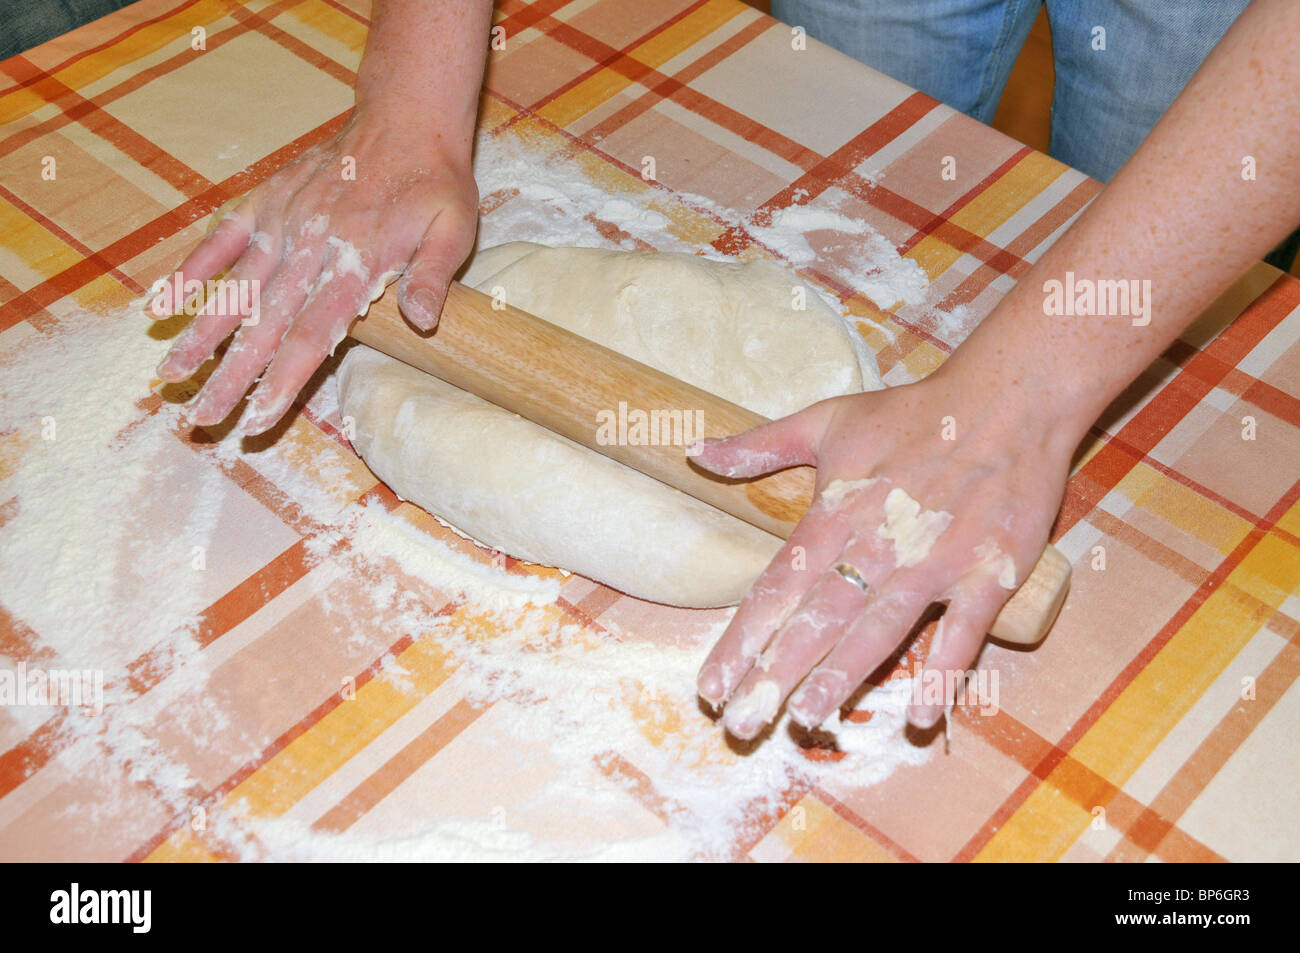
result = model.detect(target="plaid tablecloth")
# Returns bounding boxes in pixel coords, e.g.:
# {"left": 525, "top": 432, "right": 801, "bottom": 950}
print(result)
{"left": 1, "top": 0, "right": 1297, "bottom": 861}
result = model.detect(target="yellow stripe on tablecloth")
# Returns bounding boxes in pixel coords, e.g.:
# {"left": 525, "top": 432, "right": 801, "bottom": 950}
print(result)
{"left": 976, "top": 532, "right": 1282, "bottom": 861}
{"left": 1278, "top": 495, "right": 1300, "bottom": 541}
{"left": 146, "top": 622, "right": 461, "bottom": 860}
{"left": 765, "top": 795, "right": 898, "bottom": 862}
{"left": 904, "top": 151, "right": 1064, "bottom": 280}
{"left": 1229, "top": 530, "right": 1300, "bottom": 611}
{"left": 278, "top": 0, "right": 368, "bottom": 55}
{"left": 144, "top": 599, "right": 575, "bottom": 860}
{"left": 52, "top": 0, "right": 235, "bottom": 100}
{"left": 0, "top": 198, "right": 83, "bottom": 288}
{"left": 538, "top": 0, "right": 745, "bottom": 129}
{"left": 1117, "top": 463, "right": 1254, "bottom": 557}
{"left": 143, "top": 831, "right": 224, "bottom": 862}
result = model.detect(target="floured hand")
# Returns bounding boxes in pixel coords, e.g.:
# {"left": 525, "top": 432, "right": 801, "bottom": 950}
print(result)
{"left": 151, "top": 111, "right": 478, "bottom": 435}
{"left": 692, "top": 360, "right": 1083, "bottom": 738}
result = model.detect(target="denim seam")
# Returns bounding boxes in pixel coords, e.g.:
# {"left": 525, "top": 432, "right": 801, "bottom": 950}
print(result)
{"left": 974, "top": 0, "right": 1041, "bottom": 119}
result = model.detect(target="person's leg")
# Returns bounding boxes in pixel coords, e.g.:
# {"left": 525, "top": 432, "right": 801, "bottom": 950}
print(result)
{"left": 1, "top": 0, "right": 140, "bottom": 59}
{"left": 1045, "top": 0, "right": 1249, "bottom": 182}
{"left": 1046, "top": 0, "right": 1295, "bottom": 269}
{"left": 772, "top": 0, "right": 1043, "bottom": 124}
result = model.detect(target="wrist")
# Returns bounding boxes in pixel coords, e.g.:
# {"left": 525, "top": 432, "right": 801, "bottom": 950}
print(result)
{"left": 340, "top": 102, "right": 475, "bottom": 174}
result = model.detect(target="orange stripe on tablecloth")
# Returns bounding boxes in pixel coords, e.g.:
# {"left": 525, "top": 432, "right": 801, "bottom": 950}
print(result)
{"left": 484, "top": 86, "right": 743, "bottom": 243}
{"left": 0, "top": 5, "right": 272, "bottom": 164}
{"left": 1087, "top": 508, "right": 1211, "bottom": 587}
{"left": 0, "top": 603, "right": 57, "bottom": 667}
{"left": 0, "top": 272, "right": 23, "bottom": 306}
{"left": 595, "top": 750, "right": 690, "bottom": 830}
{"left": 1088, "top": 427, "right": 1266, "bottom": 528}
{"left": 0, "top": 0, "right": 331, "bottom": 213}
{"left": 0, "top": 56, "right": 213, "bottom": 201}
{"left": 959, "top": 475, "right": 1300, "bottom": 860}
{"left": 0, "top": 538, "right": 314, "bottom": 801}
{"left": 0, "top": 111, "right": 349, "bottom": 332}
{"left": 951, "top": 706, "right": 1222, "bottom": 862}
{"left": 595, "top": 748, "right": 805, "bottom": 861}
{"left": 1109, "top": 634, "right": 1300, "bottom": 861}
{"left": 897, "top": 145, "right": 1032, "bottom": 256}
{"left": 809, "top": 786, "right": 921, "bottom": 862}
{"left": 1057, "top": 277, "right": 1300, "bottom": 535}
{"left": 311, "top": 698, "right": 487, "bottom": 833}
{"left": 0, "top": 420, "right": 389, "bottom": 804}
{"left": 497, "top": 0, "right": 579, "bottom": 37}
{"left": 0, "top": 182, "right": 145, "bottom": 295}
{"left": 544, "top": 21, "right": 825, "bottom": 175}
{"left": 222, "top": 0, "right": 358, "bottom": 87}
{"left": 124, "top": 540, "right": 311, "bottom": 695}
{"left": 672, "top": 9, "right": 767, "bottom": 84}
{"left": 1202, "top": 273, "right": 1300, "bottom": 368}
{"left": 1166, "top": 332, "right": 1300, "bottom": 434}
{"left": 1238, "top": 375, "right": 1300, "bottom": 433}
{"left": 315, "top": 0, "right": 370, "bottom": 26}
{"left": 743, "top": 91, "right": 937, "bottom": 219}
{"left": 567, "top": 585, "right": 624, "bottom": 623}
{"left": 0, "top": 712, "right": 73, "bottom": 800}
{"left": 928, "top": 176, "right": 1098, "bottom": 316}
{"left": 709, "top": 96, "right": 1036, "bottom": 291}
{"left": 8, "top": 0, "right": 210, "bottom": 88}
{"left": 127, "top": 622, "right": 435, "bottom": 860}
{"left": 708, "top": 91, "right": 935, "bottom": 252}
{"left": 533, "top": 0, "right": 728, "bottom": 131}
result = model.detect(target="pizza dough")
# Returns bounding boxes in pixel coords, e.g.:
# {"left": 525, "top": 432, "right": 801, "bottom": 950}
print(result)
{"left": 337, "top": 243, "right": 881, "bottom": 607}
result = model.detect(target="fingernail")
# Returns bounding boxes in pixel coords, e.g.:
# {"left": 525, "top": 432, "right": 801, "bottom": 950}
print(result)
{"left": 697, "top": 664, "right": 725, "bottom": 706}
{"left": 723, "top": 680, "right": 781, "bottom": 738}
{"left": 789, "top": 682, "right": 827, "bottom": 727}
{"left": 684, "top": 436, "right": 718, "bottom": 458}
{"left": 909, "top": 703, "right": 942, "bottom": 730}
{"left": 238, "top": 405, "right": 274, "bottom": 435}
{"left": 407, "top": 289, "right": 441, "bottom": 330}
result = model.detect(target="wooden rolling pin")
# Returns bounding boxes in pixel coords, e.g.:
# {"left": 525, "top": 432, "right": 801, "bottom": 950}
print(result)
{"left": 350, "top": 282, "right": 1070, "bottom": 645}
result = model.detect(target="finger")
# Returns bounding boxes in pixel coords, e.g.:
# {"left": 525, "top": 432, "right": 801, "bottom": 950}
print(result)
{"left": 397, "top": 206, "right": 478, "bottom": 331}
{"left": 239, "top": 260, "right": 373, "bottom": 434}
{"left": 689, "top": 400, "right": 834, "bottom": 479}
{"left": 787, "top": 572, "right": 935, "bottom": 729}
{"left": 188, "top": 243, "right": 324, "bottom": 426}
{"left": 149, "top": 203, "right": 255, "bottom": 319}
{"left": 720, "top": 513, "right": 897, "bottom": 737}
{"left": 721, "top": 569, "right": 869, "bottom": 739}
{"left": 908, "top": 575, "right": 1008, "bottom": 730}
{"left": 697, "top": 506, "right": 853, "bottom": 708}
{"left": 157, "top": 229, "right": 283, "bottom": 381}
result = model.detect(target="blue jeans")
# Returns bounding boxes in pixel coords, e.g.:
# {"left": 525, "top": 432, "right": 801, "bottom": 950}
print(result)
{"left": 772, "top": 0, "right": 1250, "bottom": 183}
{"left": 1, "top": 1, "right": 140, "bottom": 59}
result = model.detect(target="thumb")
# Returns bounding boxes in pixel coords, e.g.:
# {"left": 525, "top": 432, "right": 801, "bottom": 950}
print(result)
{"left": 398, "top": 207, "right": 477, "bottom": 331}
{"left": 689, "top": 401, "right": 834, "bottom": 479}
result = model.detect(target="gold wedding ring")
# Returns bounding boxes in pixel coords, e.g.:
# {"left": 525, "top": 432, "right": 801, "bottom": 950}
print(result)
{"left": 833, "top": 563, "right": 871, "bottom": 595}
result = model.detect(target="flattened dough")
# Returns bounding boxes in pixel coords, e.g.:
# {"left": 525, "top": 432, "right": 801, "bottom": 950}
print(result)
{"left": 337, "top": 243, "right": 881, "bottom": 607}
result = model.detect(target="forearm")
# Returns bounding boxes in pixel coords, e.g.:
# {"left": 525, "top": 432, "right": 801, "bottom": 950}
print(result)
{"left": 353, "top": 0, "right": 494, "bottom": 154}
{"left": 944, "top": 0, "right": 1300, "bottom": 437}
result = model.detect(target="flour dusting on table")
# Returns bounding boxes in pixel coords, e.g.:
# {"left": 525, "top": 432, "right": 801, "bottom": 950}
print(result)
{"left": 0, "top": 127, "right": 937, "bottom": 861}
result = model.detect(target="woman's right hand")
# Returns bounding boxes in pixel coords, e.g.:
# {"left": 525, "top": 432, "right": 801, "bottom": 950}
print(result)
{"left": 152, "top": 107, "right": 479, "bottom": 435}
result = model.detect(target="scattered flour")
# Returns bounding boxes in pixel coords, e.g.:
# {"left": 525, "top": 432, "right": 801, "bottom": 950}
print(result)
{"left": 471, "top": 133, "right": 930, "bottom": 315}
{"left": 0, "top": 126, "right": 937, "bottom": 862}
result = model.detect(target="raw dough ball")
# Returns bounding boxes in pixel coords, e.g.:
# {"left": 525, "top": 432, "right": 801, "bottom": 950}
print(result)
{"left": 460, "top": 243, "right": 880, "bottom": 418}
{"left": 337, "top": 243, "right": 880, "bottom": 607}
